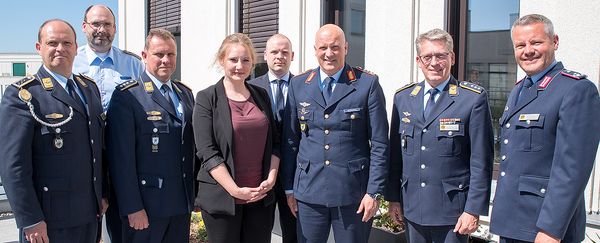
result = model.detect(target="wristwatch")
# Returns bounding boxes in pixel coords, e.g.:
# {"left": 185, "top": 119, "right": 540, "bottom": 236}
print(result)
{"left": 368, "top": 193, "right": 383, "bottom": 201}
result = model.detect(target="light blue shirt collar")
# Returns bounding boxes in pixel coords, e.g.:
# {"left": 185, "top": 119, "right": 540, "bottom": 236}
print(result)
{"left": 267, "top": 71, "right": 290, "bottom": 83}
{"left": 529, "top": 60, "right": 557, "bottom": 84}
{"left": 146, "top": 70, "right": 172, "bottom": 91}
{"left": 318, "top": 66, "right": 344, "bottom": 92}
{"left": 85, "top": 45, "right": 115, "bottom": 66}
{"left": 423, "top": 76, "right": 450, "bottom": 94}
{"left": 43, "top": 65, "right": 72, "bottom": 90}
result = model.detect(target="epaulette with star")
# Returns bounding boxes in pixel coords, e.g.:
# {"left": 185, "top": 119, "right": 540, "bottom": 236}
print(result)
{"left": 116, "top": 79, "right": 139, "bottom": 91}
{"left": 173, "top": 79, "right": 192, "bottom": 91}
{"left": 122, "top": 49, "right": 142, "bottom": 60}
{"left": 560, "top": 69, "right": 587, "bottom": 80}
{"left": 395, "top": 82, "right": 417, "bottom": 93}
{"left": 459, "top": 81, "right": 483, "bottom": 94}
{"left": 354, "top": 66, "right": 377, "bottom": 77}
{"left": 11, "top": 75, "right": 36, "bottom": 89}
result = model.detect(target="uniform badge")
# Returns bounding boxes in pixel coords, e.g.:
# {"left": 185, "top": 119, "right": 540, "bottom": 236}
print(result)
{"left": 100, "top": 113, "right": 107, "bottom": 121}
{"left": 300, "top": 123, "right": 307, "bottom": 132}
{"left": 18, "top": 89, "right": 32, "bottom": 102}
{"left": 45, "top": 113, "right": 64, "bottom": 119}
{"left": 401, "top": 117, "right": 411, "bottom": 123}
{"left": 518, "top": 113, "right": 540, "bottom": 121}
{"left": 439, "top": 118, "right": 461, "bottom": 132}
{"left": 144, "top": 82, "right": 154, "bottom": 93}
{"left": 152, "top": 134, "right": 159, "bottom": 152}
{"left": 75, "top": 76, "right": 88, "bottom": 87}
{"left": 147, "top": 111, "right": 162, "bottom": 116}
{"left": 403, "top": 111, "right": 411, "bottom": 117}
{"left": 410, "top": 86, "right": 421, "bottom": 96}
{"left": 147, "top": 116, "right": 162, "bottom": 121}
{"left": 300, "top": 102, "right": 311, "bottom": 108}
{"left": 41, "top": 78, "right": 54, "bottom": 90}
{"left": 306, "top": 72, "right": 316, "bottom": 84}
{"left": 53, "top": 127, "right": 63, "bottom": 149}
{"left": 347, "top": 69, "right": 357, "bottom": 82}
{"left": 449, "top": 84, "right": 458, "bottom": 96}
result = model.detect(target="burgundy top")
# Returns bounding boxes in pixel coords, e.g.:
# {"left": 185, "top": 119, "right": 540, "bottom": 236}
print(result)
{"left": 228, "top": 96, "right": 268, "bottom": 204}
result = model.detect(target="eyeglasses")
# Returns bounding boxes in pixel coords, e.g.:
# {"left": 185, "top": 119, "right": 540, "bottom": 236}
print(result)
{"left": 86, "top": 21, "right": 114, "bottom": 30}
{"left": 419, "top": 52, "right": 450, "bottom": 65}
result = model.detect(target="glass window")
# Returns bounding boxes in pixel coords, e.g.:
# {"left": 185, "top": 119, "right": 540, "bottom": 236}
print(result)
{"left": 13, "top": 63, "right": 26, "bottom": 76}
{"left": 324, "top": 0, "right": 366, "bottom": 67}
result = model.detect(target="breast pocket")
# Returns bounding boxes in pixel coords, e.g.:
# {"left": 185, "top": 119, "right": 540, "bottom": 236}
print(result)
{"left": 38, "top": 125, "right": 72, "bottom": 154}
{"left": 141, "top": 121, "right": 169, "bottom": 153}
{"left": 515, "top": 115, "right": 545, "bottom": 152}
{"left": 436, "top": 124, "right": 465, "bottom": 157}
{"left": 340, "top": 108, "right": 364, "bottom": 136}
{"left": 399, "top": 123, "right": 414, "bottom": 155}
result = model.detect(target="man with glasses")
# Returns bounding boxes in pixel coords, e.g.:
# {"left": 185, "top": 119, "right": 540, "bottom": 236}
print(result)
{"left": 73, "top": 4, "right": 144, "bottom": 243}
{"left": 385, "top": 28, "right": 494, "bottom": 243}
{"left": 490, "top": 14, "right": 600, "bottom": 243}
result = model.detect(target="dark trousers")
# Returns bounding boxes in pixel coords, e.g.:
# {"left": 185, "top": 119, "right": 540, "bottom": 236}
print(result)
{"left": 272, "top": 180, "right": 298, "bottom": 243}
{"left": 404, "top": 219, "right": 468, "bottom": 243}
{"left": 20, "top": 220, "right": 98, "bottom": 243}
{"left": 296, "top": 200, "right": 372, "bottom": 243}
{"left": 122, "top": 213, "right": 190, "bottom": 243}
{"left": 105, "top": 191, "right": 123, "bottom": 243}
{"left": 202, "top": 200, "right": 275, "bottom": 243}
{"left": 499, "top": 237, "right": 531, "bottom": 243}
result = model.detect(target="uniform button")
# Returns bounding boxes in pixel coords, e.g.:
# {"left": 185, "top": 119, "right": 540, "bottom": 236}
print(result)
{"left": 503, "top": 139, "right": 508, "bottom": 144}
{"left": 526, "top": 120, "right": 531, "bottom": 125}
{"left": 458, "top": 184, "right": 464, "bottom": 189}
{"left": 93, "top": 177, "right": 97, "bottom": 182}
{"left": 324, "top": 114, "right": 330, "bottom": 119}
{"left": 55, "top": 128, "right": 61, "bottom": 133}
{"left": 91, "top": 139, "right": 94, "bottom": 144}
{"left": 500, "top": 171, "right": 506, "bottom": 177}
{"left": 420, "top": 182, "right": 426, "bottom": 187}
{"left": 183, "top": 173, "right": 186, "bottom": 178}
{"left": 505, "top": 123, "right": 510, "bottom": 128}
{"left": 324, "top": 144, "right": 330, "bottom": 150}
{"left": 504, "top": 106, "right": 509, "bottom": 111}
{"left": 421, "top": 146, "right": 426, "bottom": 151}
{"left": 420, "top": 164, "right": 426, "bottom": 169}
{"left": 540, "top": 188, "right": 546, "bottom": 194}
{"left": 501, "top": 155, "right": 506, "bottom": 160}
{"left": 325, "top": 160, "right": 331, "bottom": 165}
{"left": 93, "top": 158, "right": 96, "bottom": 163}
{"left": 300, "top": 116, "right": 305, "bottom": 120}
{"left": 141, "top": 180, "right": 146, "bottom": 185}
{"left": 182, "top": 157, "right": 185, "bottom": 161}
{"left": 153, "top": 128, "right": 158, "bottom": 133}
{"left": 350, "top": 114, "right": 356, "bottom": 119}
{"left": 43, "top": 186, "right": 49, "bottom": 192}
{"left": 181, "top": 140, "right": 184, "bottom": 144}
{"left": 89, "top": 121, "right": 92, "bottom": 125}
{"left": 448, "top": 131, "right": 453, "bottom": 136}
{"left": 324, "top": 130, "right": 330, "bottom": 135}
{"left": 361, "top": 165, "right": 365, "bottom": 170}
{"left": 422, "top": 128, "right": 427, "bottom": 133}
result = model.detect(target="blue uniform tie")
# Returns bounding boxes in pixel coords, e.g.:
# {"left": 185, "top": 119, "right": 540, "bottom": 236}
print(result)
{"left": 67, "top": 79, "right": 86, "bottom": 111}
{"left": 323, "top": 77, "right": 334, "bottom": 103}
{"left": 161, "top": 84, "right": 176, "bottom": 111}
{"left": 424, "top": 88, "right": 439, "bottom": 119}
{"left": 275, "top": 79, "right": 285, "bottom": 122}
{"left": 516, "top": 77, "right": 534, "bottom": 104}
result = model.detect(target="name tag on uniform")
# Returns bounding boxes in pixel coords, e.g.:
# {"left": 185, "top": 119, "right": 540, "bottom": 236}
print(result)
{"left": 439, "top": 118, "right": 461, "bottom": 131}
{"left": 343, "top": 108, "right": 362, "bottom": 113}
{"left": 519, "top": 113, "right": 540, "bottom": 121}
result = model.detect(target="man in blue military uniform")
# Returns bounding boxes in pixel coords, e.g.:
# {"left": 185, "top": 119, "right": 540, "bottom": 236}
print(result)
{"left": 0, "top": 19, "right": 105, "bottom": 243}
{"left": 73, "top": 5, "right": 144, "bottom": 242}
{"left": 105, "top": 28, "right": 195, "bottom": 243}
{"left": 248, "top": 33, "right": 298, "bottom": 243}
{"left": 490, "top": 14, "right": 600, "bottom": 243}
{"left": 386, "top": 28, "right": 494, "bottom": 243}
{"left": 282, "top": 24, "right": 389, "bottom": 243}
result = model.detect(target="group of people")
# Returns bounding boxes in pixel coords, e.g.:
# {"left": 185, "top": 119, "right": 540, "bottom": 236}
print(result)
{"left": 0, "top": 4, "right": 598, "bottom": 243}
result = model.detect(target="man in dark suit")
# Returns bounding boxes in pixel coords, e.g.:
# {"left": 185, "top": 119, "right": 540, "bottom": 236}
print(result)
{"left": 490, "top": 14, "right": 600, "bottom": 243}
{"left": 0, "top": 19, "right": 105, "bottom": 243}
{"left": 248, "top": 33, "right": 297, "bottom": 243}
{"left": 106, "top": 28, "right": 195, "bottom": 243}
{"left": 282, "top": 24, "right": 389, "bottom": 243}
{"left": 386, "top": 28, "right": 494, "bottom": 243}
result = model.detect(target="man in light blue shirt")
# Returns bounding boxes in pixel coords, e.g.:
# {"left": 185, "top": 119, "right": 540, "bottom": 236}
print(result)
{"left": 73, "top": 4, "right": 143, "bottom": 243}
{"left": 74, "top": 4, "right": 144, "bottom": 112}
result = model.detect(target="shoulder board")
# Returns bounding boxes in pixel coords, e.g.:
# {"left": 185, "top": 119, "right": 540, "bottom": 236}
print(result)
{"left": 11, "top": 75, "right": 36, "bottom": 89}
{"left": 354, "top": 66, "right": 377, "bottom": 76}
{"left": 395, "top": 82, "right": 417, "bottom": 93}
{"left": 122, "top": 50, "right": 142, "bottom": 60}
{"left": 173, "top": 79, "right": 192, "bottom": 91}
{"left": 459, "top": 81, "right": 483, "bottom": 94}
{"left": 78, "top": 73, "right": 96, "bottom": 83}
{"left": 116, "top": 79, "right": 139, "bottom": 91}
{"left": 296, "top": 69, "right": 313, "bottom": 77}
{"left": 560, "top": 69, "right": 587, "bottom": 80}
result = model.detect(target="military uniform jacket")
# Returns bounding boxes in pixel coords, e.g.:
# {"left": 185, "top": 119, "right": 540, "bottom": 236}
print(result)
{"left": 281, "top": 65, "right": 389, "bottom": 207}
{"left": 385, "top": 77, "right": 493, "bottom": 226}
{"left": 106, "top": 72, "right": 195, "bottom": 218}
{"left": 490, "top": 62, "right": 600, "bottom": 242}
{"left": 0, "top": 67, "right": 104, "bottom": 229}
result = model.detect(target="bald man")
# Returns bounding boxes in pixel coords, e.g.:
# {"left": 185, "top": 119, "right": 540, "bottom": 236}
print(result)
{"left": 282, "top": 24, "right": 389, "bottom": 243}
{"left": 248, "top": 33, "right": 297, "bottom": 243}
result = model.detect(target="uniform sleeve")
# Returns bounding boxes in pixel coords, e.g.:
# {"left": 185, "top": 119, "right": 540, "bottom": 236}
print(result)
{"left": 464, "top": 90, "right": 494, "bottom": 216}
{"left": 281, "top": 80, "right": 301, "bottom": 191}
{"left": 106, "top": 90, "right": 145, "bottom": 215}
{"left": 192, "top": 90, "right": 225, "bottom": 172}
{"left": 0, "top": 87, "right": 45, "bottom": 228}
{"left": 366, "top": 77, "right": 390, "bottom": 196}
{"left": 536, "top": 80, "right": 600, "bottom": 239}
{"left": 385, "top": 100, "right": 402, "bottom": 202}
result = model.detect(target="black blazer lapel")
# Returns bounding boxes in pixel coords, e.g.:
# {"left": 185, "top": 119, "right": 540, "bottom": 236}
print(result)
{"left": 215, "top": 79, "right": 233, "bottom": 158}
{"left": 326, "top": 65, "right": 356, "bottom": 108}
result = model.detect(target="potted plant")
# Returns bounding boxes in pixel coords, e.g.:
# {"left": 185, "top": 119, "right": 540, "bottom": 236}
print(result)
{"left": 370, "top": 198, "right": 407, "bottom": 243}
{"left": 190, "top": 211, "right": 208, "bottom": 243}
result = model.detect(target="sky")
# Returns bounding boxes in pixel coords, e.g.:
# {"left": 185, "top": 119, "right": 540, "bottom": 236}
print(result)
{"left": 0, "top": 0, "right": 118, "bottom": 53}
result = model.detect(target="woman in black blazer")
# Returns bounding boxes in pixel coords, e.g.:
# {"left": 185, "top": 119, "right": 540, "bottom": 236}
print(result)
{"left": 192, "top": 33, "right": 280, "bottom": 243}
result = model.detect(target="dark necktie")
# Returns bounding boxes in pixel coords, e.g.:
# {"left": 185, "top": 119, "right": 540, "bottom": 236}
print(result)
{"left": 323, "top": 77, "right": 334, "bottom": 102}
{"left": 275, "top": 79, "right": 285, "bottom": 122}
{"left": 161, "top": 84, "right": 176, "bottom": 110}
{"left": 516, "top": 77, "right": 534, "bottom": 104}
{"left": 424, "top": 88, "right": 439, "bottom": 120}
{"left": 67, "top": 79, "right": 86, "bottom": 111}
